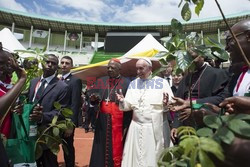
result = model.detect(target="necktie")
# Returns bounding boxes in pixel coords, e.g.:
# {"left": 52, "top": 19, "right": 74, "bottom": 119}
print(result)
{"left": 34, "top": 79, "right": 46, "bottom": 102}
{"left": 241, "top": 65, "right": 249, "bottom": 72}
{"left": 166, "top": 77, "right": 170, "bottom": 85}
{"left": 235, "top": 66, "right": 249, "bottom": 92}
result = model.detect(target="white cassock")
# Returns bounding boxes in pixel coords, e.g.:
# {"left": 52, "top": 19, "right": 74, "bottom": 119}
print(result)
{"left": 120, "top": 76, "right": 173, "bottom": 167}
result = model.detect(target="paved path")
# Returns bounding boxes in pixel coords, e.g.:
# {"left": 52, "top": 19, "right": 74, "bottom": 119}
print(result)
{"left": 58, "top": 128, "right": 94, "bottom": 167}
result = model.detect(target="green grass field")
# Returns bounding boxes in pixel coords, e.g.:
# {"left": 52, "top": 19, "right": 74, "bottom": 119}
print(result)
{"left": 90, "top": 51, "right": 124, "bottom": 64}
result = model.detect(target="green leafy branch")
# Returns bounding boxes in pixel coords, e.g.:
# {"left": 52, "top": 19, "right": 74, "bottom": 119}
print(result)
{"left": 197, "top": 114, "right": 250, "bottom": 144}
{"left": 178, "top": 0, "right": 204, "bottom": 21}
{"left": 158, "top": 126, "right": 224, "bottom": 167}
{"left": 158, "top": 113, "right": 250, "bottom": 167}
{"left": 35, "top": 101, "right": 75, "bottom": 159}
{"left": 178, "top": 0, "right": 250, "bottom": 67}
{"left": 158, "top": 0, "right": 250, "bottom": 166}
{"left": 15, "top": 45, "right": 47, "bottom": 61}
{"left": 156, "top": 18, "right": 228, "bottom": 75}
{"left": 14, "top": 46, "right": 47, "bottom": 93}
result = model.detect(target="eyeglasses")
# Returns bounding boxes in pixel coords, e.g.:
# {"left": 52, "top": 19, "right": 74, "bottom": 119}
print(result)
{"left": 226, "top": 30, "right": 250, "bottom": 43}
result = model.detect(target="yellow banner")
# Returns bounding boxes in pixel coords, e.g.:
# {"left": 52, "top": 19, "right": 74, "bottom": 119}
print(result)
{"left": 72, "top": 49, "right": 159, "bottom": 72}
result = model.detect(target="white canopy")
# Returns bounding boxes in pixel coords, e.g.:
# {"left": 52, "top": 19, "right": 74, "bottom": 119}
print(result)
{"left": 0, "top": 28, "right": 26, "bottom": 52}
{"left": 123, "top": 33, "right": 167, "bottom": 58}
{"left": 72, "top": 34, "right": 167, "bottom": 81}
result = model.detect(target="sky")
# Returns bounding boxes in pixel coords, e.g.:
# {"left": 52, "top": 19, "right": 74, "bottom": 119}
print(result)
{"left": 0, "top": 0, "right": 250, "bottom": 24}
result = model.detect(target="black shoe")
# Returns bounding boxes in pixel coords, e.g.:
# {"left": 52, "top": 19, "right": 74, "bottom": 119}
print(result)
{"left": 85, "top": 129, "right": 89, "bottom": 133}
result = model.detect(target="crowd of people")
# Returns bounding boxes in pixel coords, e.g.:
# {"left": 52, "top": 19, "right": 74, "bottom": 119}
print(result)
{"left": 0, "top": 51, "right": 82, "bottom": 167}
{"left": 1, "top": 18, "right": 250, "bottom": 167}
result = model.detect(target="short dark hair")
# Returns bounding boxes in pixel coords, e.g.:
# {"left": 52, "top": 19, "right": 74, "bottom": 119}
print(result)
{"left": 61, "top": 56, "right": 73, "bottom": 66}
{"left": 45, "top": 54, "right": 59, "bottom": 64}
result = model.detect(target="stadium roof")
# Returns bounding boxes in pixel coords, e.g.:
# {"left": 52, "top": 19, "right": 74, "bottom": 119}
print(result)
{"left": 0, "top": 7, "right": 250, "bottom": 37}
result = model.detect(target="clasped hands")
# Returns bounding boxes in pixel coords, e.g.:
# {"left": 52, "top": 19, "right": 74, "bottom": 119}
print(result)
{"left": 29, "top": 105, "right": 43, "bottom": 122}
{"left": 12, "top": 102, "right": 43, "bottom": 123}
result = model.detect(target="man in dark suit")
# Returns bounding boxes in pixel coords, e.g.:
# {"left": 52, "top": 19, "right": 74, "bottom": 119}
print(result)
{"left": 84, "top": 88, "right": 98, "bottom": 133}
{"left": 28, "top": 54, "right": 70, "bottom": 167}
{"left": 60, "top": 56, "right": 82, "bottom": 167}
{"left": 170, "top": 51, "right": 231, "bottom": 142}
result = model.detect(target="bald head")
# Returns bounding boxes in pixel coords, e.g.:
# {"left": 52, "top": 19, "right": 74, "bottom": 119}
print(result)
{"left": 107, "top": 59, "right": 121, "bottom": 78}
{"left": 231, "top": 19, "right": 250, "bottom": 33}
{"left": 226, "top": 19, "right": 250, "bottom": 70}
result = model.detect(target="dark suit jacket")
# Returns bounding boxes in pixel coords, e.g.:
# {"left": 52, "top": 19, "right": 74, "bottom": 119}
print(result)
{"left": 176, "top": 65, "right": 231, "bottom": 105}
{"left": 173, "top": 66, "right": 231, "bottom": 128}
{"left": 27, "top": 76, "right": 70, "bottom": 125}
{"left": 63, "top": 74, "right": 82, "bottom": 126}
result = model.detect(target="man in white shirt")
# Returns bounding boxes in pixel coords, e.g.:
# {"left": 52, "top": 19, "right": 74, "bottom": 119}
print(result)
{"left": 116, "top": 58, "right": 173, "bottom": 167}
